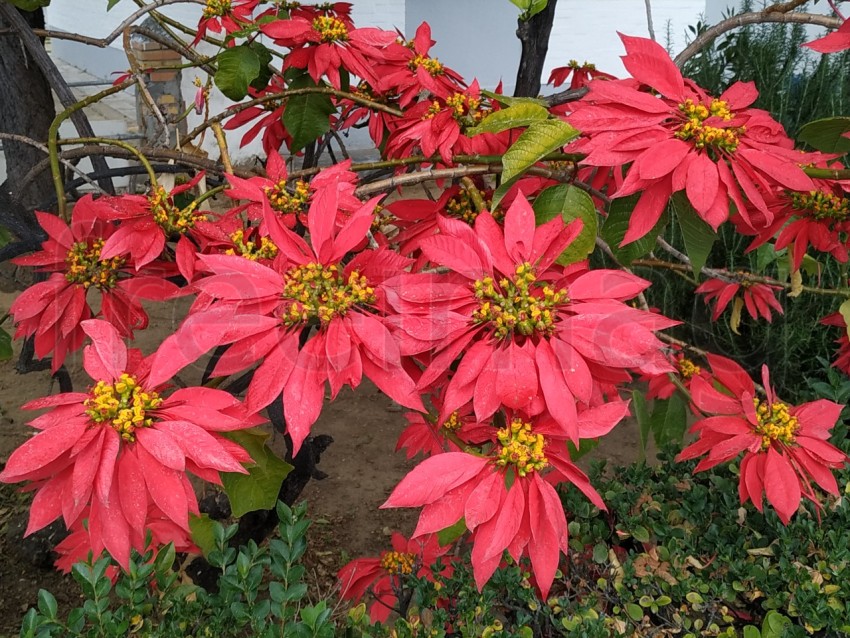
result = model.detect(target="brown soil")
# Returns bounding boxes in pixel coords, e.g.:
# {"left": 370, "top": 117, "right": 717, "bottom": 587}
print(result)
{"left": 0, "top": 288, "right": 644, "bottom": 637}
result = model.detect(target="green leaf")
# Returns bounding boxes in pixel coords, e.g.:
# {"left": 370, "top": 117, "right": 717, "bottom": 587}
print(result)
{"left": 509, "top": 0, "right": 549, "bottom": 20}
{"left": 743, "top": 626, "right": 761, "bottom": 638}
{"left": 625, "top": 602, "right": 644, "bottom": 621}
{"left": 283, "top": 75, "right": 336, "bottom": 152}
{"left": 650, "top": 392, "right": 688, "bottom": 447}
{"left": 761, "top": 611, "right": 791, "bottom": 638}
{"left": 533, "top": 185, "right": 599, "bottom": 265}
{"left": 467, "top": 102, "right": 549, "bottom": 136}
{"left": 592, "top": 543, "right": 608, "bottom": 563}
{"left": 0, "top": 328, "right": 12, "bottom": 361}
{"left": 189, "top": 514, "right": 218, "bottom": 557}
{"left": 670, "top": 193, "right": 716, "bottom": 279}
{"left": 221, "top": 429, "right": 293, "bottom": 517}
{"left": 37, "top": 590, "right": 58, "bottom": 620}
{"left": 480, "top": 90, "right": 547, "bottom": 108}
{"left": 567, "top": 437, "right": 598, "bottom": 460}
{"left": 798, "top": 117, "right": 850, "bottom": 154}
{"left": 839, "top": 299, "right": 850, "bottom": 342}
{"left": 601, "top": 195, "right": 669, "bottom": 265}
{"left": 106, "top": 0, "right": 122, "bottom": 8}
{"left": 8, "top": 0, "right": 50, "bottom": 9}
{"left": 632, "top": 391, "right": 651, "bottom": 458}
{"left": 214, "top": 45, "right": 261, "bottom": 102}
{"left": 493, "top": 118, "right": 579, "bottom": 208}
{"left": 249, "top": 42, "right": 274, "bottom": 92}
{"left": 632, "top": 525, "right": 650, "bottom": 543}
{"left": 437, "top": 518, "right": 467, "bottom": 546}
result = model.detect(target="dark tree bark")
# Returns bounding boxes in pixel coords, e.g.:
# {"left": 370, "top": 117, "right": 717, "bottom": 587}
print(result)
{"left": 513, "top": 0, "right": 559, "bottom": 97}
{"left": 0, "top": 6, "right": 53, "bottom": 243}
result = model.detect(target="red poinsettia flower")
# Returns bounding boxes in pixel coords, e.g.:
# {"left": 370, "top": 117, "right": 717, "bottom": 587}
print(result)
{"left": 260, "top": 13, "right": 398, "bottom": 89}
{"left": 643, "top": 347, "right": 711, "bottom": 401}
{"left": 375, "top": 22, "right": 466, "bottom": 107}
{"left": 10, "top": 197, "right": 179, "bottom": 371}
{"left": 223, "top": 150, "right": 312, "bottom": 229}
{"left": 569, "top": 34, "right": 815, "bottom": 243}
{"left": 153, "top": 170, "right": 424, "bottom": 453}
{"left": 384, "top": 80, "right": 507, "bottom": 164}
{"left": 805, "top": 19, "right": 850, "bottom": 53}
{"left": 548, "top": 59, "right": 616, "bottom": 89}
{"left": 193, "top": 0, "right": 259, "bottom": 45}
{"left": 677, "top": 354, "right": 847, "bottom": 524}
{"left": 822, "top": 311, "right": 850, "bottom": 376}
{"left": 738, "top": 173, "right": 850, "bottom": 271}
{"left": 338, "top": 532, "right": 451, "bottom": 623}
{"left": 0, "top": 320, "right": 260, "bottom": 569}
{"left": 695, "top": 277, "right": 783, "bottom": 323}
{"left": 54, "top": 503, "right": 198, "bottom": 574}
{"left": 94, "top": 173, "right": 207, "bottom": 270}
{"left": 382, "top": 407, "right": 627, "bottom": 598}
{"left": 384, "top": 195, "right": 675, "bottom": 442}
{"left": 223, "top": 75, "right": 293, "bottom": 155}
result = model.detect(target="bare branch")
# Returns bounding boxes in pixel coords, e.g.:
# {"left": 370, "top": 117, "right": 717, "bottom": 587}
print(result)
{"left": 644, "top": 0, "right": 656, "bottom": 42}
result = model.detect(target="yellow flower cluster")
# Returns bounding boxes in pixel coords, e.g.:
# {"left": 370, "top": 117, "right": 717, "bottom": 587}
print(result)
{"left": 312, "top": 16, "right": 349, "bottom": 42}
{"left": 408, "top": 54, "right": 444, "bottom": 76}
{"left": 441, "top": 411, "right": 463, "bottom": 431}
{"left": 202, "top": 0, "right": 231, "bottom": 18}
{"left": 282, "top": 263, "right": 375, "bottom": 326}
{"left": 445, "top": 191, "right": 499, "bottom": 225}
{"left": 677, "top": 357, "right": 701, "bottom": 379}
{"left": 380, "top": 551, "right": 416, "bottom": 576}
{"left": 472, "top": 263, "right": 567, "bottom": 339}
{"left": 65, "top": 238, "right": 126, "bottom": 290}
{"left": 791, "top": 190, "right": 850, "bottom": 222}
{"left": 752, "top": 397, "right": 800, "bottom": 450}
{"left": 496, "top": 418, "right": 548, "bottom": 477}
{"left": 264, "top": 179, "right": 310, "bottom": 215}
{"left": 85, "top": 373, "right": 162, "bottom": 442}
{"left": 225, "top": 229, "right": 279, "bottom": 261}
{"left": 445, "top": 93, "right": 484, "bottom": 123}
{"left": 149, "top": 186, "right": 206, "bottom": 235}
{"left": 675, "top": 99, "right": 741, "bottom": 152}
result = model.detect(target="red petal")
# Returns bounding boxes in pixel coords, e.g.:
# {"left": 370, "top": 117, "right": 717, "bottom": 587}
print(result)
{"left": 763, "top": 447, "right": 801, "bottom": 524}
{"left": 382, "top": 453, "right": 488, "bottom": 508}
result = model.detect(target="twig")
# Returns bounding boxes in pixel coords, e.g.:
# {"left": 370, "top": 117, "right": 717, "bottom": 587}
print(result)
{"left": 675, "top": 11, "right": 841, "bottom": 67}
{"left": 644, "top": 0, "right": 657, "bottom": 42}
{"left": 0, "top": 3, "right": 115, "bottom": 195}
{"left": 0, "top": 133, "right": 107, "bottom": 195}
{"left": 355, "top": 166, "right": 497, "bottom": 196}
{"left": 211, "top": 123, "right": 234, "bottom": 174}
{"left": 827, "top": 0, "right": 846, "bottom": 20}
{"left": 48, "top": 79, "right": 137, "bottom": 219}
{"left": 99, "top": 0, "right": 205, "bottom": 48}
{"left": 123, "top": 28, "right": 170, "bottom": 147}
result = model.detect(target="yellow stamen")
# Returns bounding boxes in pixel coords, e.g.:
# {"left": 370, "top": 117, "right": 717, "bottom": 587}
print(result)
{"left": 64, "top": 238, "right": 126, "bottom": 290}
{"left": 148, "top": 186, "right": 206, "bottom": 235}
{"left": 675, "top": 98, "right": 742, "bottom": 152}
{"left": 312, "top": 15, "right": 348, "bottom": 42}
{"left": 791, "top": 190, "right": 850, "bottom": 222}
{"left": 281, "top": 263, "right": 375, "bottom": 327}
{"left": 85, "top": 373, "right": 162, "bottom": 442}
{"left": 380, "top": 551, "right": 415, "bottom": 576}
{"left": 752, "top": 397, "right": 800, "bottom": 451}
{"left": 496, "top": 418, "right": 548, "bottom": 477}
{"left": 224, "top": 229, "right": 279, "bottom": 261}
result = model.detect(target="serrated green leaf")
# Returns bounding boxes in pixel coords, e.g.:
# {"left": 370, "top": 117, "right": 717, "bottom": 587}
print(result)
{"left": 221, "top": 429, "right": 293, "bottom": 517}
{"left": 650, "top": 392, "right": 688, "bottom": 447}
{"left": 0, "top": 328, "right": 12, "bottom": 361}
{"left": 839, "top": 299, "right": 850, "bottom": 342}
{"left": 632, "top": 391, "right": 650, "bottom": 459}
{"left": 601, "top": 195, "right": 668, "bottom": 265}
{"left": 798, "top": 117, "right": 850, "bottom": 154}
{"left": 437, "top": 518, "right": 467, "bottom": 546}
{"left": 670, "top": 192, "right": 716, "bottom": 279}
{"left": 467, "top": 102, "right": 549, "bottom": 136}
{"left": 493, "top": 118, "right": 579, "bottom": 208}
{"left": 215, "top": 45, "right": 261, "bottom": 102}
{"left": 533, "top": 185, "right": 599, "bottom": 265}
{"left": 283, "top": 76, "right": 336, "bottom": 152}
{"left": 249, "top": 42, "right": 274, "bottom": 92}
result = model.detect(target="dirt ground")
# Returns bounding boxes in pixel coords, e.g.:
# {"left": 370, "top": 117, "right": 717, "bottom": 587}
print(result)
{"left": 0, "top": 287, "right": 644, "bottom": 637}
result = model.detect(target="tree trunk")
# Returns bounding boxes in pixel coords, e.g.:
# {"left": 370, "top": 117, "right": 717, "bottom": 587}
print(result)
{"left": 513, "top": 0, "right": 559, "bottom": 97}
{"left": 0, "top": 7, "right": 55, "bottom": 216}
